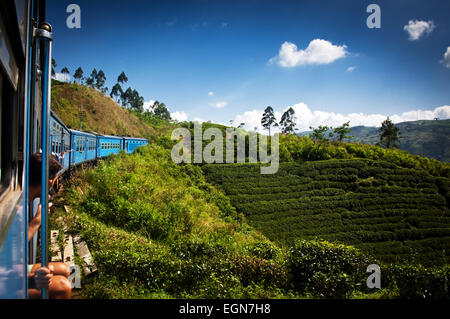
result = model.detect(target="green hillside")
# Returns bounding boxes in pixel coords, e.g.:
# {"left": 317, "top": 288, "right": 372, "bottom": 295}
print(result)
{"left": 352, "top": 120, "right": 450, "bottom": 162}
{"left": 203, "top": 159, "right": 450, "bottom": 266}
{"left": 50, "top": 82, "right": 450, "bottom": 298}
{"left": 299, "top": 120, "right": 450, "bottom": 162}
{"left": 51, "top": 80, "right": 175, "bottom": 139}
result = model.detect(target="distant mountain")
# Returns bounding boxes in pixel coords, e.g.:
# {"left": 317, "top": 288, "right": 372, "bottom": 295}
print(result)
{"left": 298, "top": 119, "right": 450, "bottom": 162}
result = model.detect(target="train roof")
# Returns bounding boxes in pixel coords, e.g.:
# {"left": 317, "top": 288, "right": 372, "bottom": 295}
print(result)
{"left": 97, "top": 134, "right": 123, "bottom": 139}
{"left": 69, "top": 129, "right": 97, "bottom": 137}
{"left": 123, "top": 136, "right": 148, "bottom": 141}
{"left": 50, "top": 111, "right": 70, "bottom": 131}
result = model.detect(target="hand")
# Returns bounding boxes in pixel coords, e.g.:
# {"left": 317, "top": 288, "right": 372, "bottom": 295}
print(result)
{"left": 34, "top": 265, "right": 54, "bottom": 290}
{"left": 33, "top": 205, "right": 42, "bottom": 227}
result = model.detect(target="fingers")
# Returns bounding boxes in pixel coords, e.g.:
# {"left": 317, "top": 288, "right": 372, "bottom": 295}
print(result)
{"left": 34, "top": 267, "right": 53, "bottom": 290}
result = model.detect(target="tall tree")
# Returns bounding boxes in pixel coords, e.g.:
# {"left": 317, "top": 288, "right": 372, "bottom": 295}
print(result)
{"left": 128, "top": 89, "right": 144, "bottom": 112}
{"left": 154, "top": 102, "right": 171, "bottom": 120}
{"left": 74, "top": 67, "right": 83, "bottom": 83}
{"left": 279, "top": 107, "right": 297, "bottom": 134}
{"left": 333, "top": 121, "right": 353, "bottom": 142}
{"left": 60, "top": 67, "right": 70, "bottom": 82}
{"left": 117, "top": 72, "right": 128, "bottom": 85}
{"left": 378, "top": 117, "right": 400, "bottom": 148}
{"left": 95, "top": 69, "right": 106, "bottom": 91}
{"left": 261, "top": 106, "right": 278, "bottom": 136}
{"left": 85, "top": 77, "right": 94, "bottom": 88}
{"left": 51, "top": 58, "right": 57, "bottom": 77}
{"left": 121, "top": 87, "right": 133, "bottom": 107}
{"left": 110, "top": 83, "right": 123, "bottom": 102}
{"left": 86, "top": 68, "right": 98, "bottom": 88}
{"left": 309, "top": 125, "right": 333, "bottom": 142}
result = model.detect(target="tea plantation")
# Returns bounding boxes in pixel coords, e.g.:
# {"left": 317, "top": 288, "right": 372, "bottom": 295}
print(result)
{"left": 203, "top": 159, "right": 450, "bottom": 266}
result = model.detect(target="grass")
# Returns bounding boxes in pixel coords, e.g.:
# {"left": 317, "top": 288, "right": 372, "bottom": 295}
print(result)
{"left": 51, "top": 80, "right": 175, "bottom": 139}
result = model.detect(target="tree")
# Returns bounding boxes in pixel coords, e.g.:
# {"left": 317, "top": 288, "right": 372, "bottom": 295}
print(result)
{"left": 279, "top": 107, "right": 297, "bottom": 134}
{"left": 110, "top": 83, "right": 123, "bottom": 102}
{"left": 333, "top": 121, "right": 353, "bottom": 142}
{"left": 95, "top": 69, "right": 106, "bottom": 91}
{"left": 261, "top": 106, "right": 278, "bottom": 136}
{"left": 85, "top": 77, "right": 94, "bottom": 88}
{"left": 86, "top": 68, "right": 98, "bottom": 88}
{"left": 74, "top": 67, "right": 83, "bottom": 83}
{"left": 121, "top": 87, "right": 133, "bottom": 107}
{"left": 237, "top": 123, "right": 245, "bottom": 129}
{"left": 51, "top": 58, "right": 57, "bottom": 77}
{"left": 153, "top": 102, "right": 171, "bottom": 120}
{"left": 117, "top": 72, "right": 128, "bottom": 85}
{"left": 60, "top": 67, "right": 70, "bottom": 82}
{"left": 378, "top": 117, "right": 400, "bottom": 148}
{"left": 309, "top": 125, "right": 333, "bottom": 142}
{"left": 128, "top": 89, "right": 144, "bottom": 112}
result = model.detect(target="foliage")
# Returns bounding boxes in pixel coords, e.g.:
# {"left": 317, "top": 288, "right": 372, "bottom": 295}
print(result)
{"left": 334, "top": 121, "right": 353, "bottom": 142}
{"left": 287, "top": 240, "right": 371, "bottom": 298}
{"left": 261, "top": 106, "right": 278, "bottom": 136}
{"left": 378, "top": 117, "right": 401, "bottom": 149}
{"left": 280, "top": 107, "right": 297, "bottom": 134}
{"left": 203, "top": 159, "right": 450, "bottom": 266}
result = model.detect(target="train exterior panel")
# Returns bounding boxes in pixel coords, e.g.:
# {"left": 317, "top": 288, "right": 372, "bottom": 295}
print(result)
{"left": 123, "top": 137, "right": 148, "bottom": 154}
{"left": 50, "top": 112, "right": 70, "bottom": 172}
{"left": 98, "top": 135, "right": 123, "bottom": 158}
{"left": 70, "top": 130, "right": 97, "bottom": 166}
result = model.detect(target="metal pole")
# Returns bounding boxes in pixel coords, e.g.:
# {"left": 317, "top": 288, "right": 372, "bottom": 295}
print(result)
{"left": 35, "top": 22, "right": 53, "bottom": 299}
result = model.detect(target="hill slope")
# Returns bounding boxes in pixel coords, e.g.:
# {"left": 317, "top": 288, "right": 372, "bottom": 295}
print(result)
{"left": 51, "top": 81, "right": 161, "bottom": 138}
{"left": 351, "top": 120, "right": 450, "bottom": 162}
{"left": 299, "top": 119, "right": 450, "bottom": 162}
{"left": 203, "top": 159, "right": 450, "bottom": 267}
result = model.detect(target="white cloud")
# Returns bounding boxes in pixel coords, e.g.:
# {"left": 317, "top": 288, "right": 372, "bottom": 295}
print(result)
{"left": 346, "top": 66, "right": 356, "bottom": 72}
{"left": 193, "top": 117, "right": 206, "bottom": 123}
{"left": 270, "top": 39, "right": 348, "bottom": 67}
{"left": 208, "top": 91, "right": 214, "bottom": 96}
{"left": 210, "top": 101, "right": 228, "bottom": 108}
{"left": 403, "top": 20, "right": 435, "bottom": 41}
{"left": 442, "top": 46, "right": 450, "bottom": 68}
{"left": 53, "top": 72, "right": 71, "bottom": 82}
{"left": 220, "top": 22, "right": 229, "bottom": 29}
{"left": 171, "top": 111, "right": 188, "bottom": 122}
{"left": 231, "top": 103, "right": 450, "bottom": 133}
{"left": 143, "top": 100, "right": 155, "bottom": 112}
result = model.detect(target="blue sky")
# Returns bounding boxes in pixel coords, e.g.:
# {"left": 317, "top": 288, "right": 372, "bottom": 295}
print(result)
{"left": 47, "top": 0, "right": 450, "bottom": 131}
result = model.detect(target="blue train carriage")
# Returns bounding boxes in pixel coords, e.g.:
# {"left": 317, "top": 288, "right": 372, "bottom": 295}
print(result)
{"left": 49, "top": 111, "right": 70, "bottom": 173}
{"left": 123, "top": 136, "right": 148, "bottom": 154}
{"left": 70, "top": 130, "right": 97, "bottom": 166}
{"left": 0, "top": 0, "right": 50, "bottom": 298}
{"left": 97, "top": 135, "right": 123, "bottom": 158}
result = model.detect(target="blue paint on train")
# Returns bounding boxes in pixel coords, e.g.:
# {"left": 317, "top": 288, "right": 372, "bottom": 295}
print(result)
{"left": 0, "top": 196, "right": 27, "bottom": 299}
{"left": 123, "top": 137, "right": 148, "bottom": 154}
{"left": 97, "top": 135, "right": 123, "bottom": 158}
{"left": 70, "top": 130, "right": 97, "bottom": 166}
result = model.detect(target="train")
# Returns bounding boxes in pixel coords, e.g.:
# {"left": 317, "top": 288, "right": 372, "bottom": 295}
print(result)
{"left": 50, "top": 111, "right": 147, "bottom": 171}
{"left": 0, "top": 0, "right": 147, "bottom": 299}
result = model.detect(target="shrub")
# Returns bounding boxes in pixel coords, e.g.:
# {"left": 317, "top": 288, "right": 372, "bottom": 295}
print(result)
{"left": 286, "top": 240, "right": 371, "bottom": 298}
